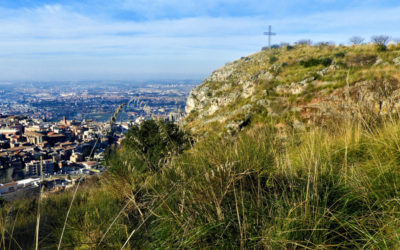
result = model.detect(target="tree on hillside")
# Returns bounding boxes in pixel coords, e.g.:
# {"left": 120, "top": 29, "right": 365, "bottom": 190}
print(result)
{"left": 315, "top": 41, "right": 335, "bottom": 46}
{"left": 349, "top": 36, "right": 365, "bottom": 45}
{"left": 371, "top": 35, "right": 390, "bottom": 51}
{"left": 108, "top": 119, "right": 190, "bottom": 173}
{"left": 371, "top": 35, "right": 390, "bottom": 45}
{"left": 296, "top": 39, "right": 312, "bottom": 45}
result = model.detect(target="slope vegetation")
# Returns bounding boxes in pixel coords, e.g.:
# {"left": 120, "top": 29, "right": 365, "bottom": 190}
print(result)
{"left": 185, "top": 43, "right": 400, "bottom": 134}
{"left": 1, "top": 44, "right": 400, "bottom": 249}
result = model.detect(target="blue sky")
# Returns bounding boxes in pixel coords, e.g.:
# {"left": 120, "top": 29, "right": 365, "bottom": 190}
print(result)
{"left": 0, "top": 0, "right": 399, "bottom": 81}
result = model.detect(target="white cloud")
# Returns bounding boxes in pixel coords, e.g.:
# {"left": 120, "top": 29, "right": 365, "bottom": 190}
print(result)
{"left": 0, "top": 3, "right": 399, "bottom": 80}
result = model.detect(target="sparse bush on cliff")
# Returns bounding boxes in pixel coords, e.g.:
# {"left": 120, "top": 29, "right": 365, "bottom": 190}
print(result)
{"left": 296, "top": 39, "right": 312, "bottom": 45}
{"left": 345, "top": 53, "right": 377, "bottom": 67}
{"left": 300, "top": 57, "right": 332, "bottom": 67}
{"left": 334, "top": 51, "right": 345, "bottom": 58}
{"left": 372, "top": 35, "right": 390, "bottom": 51}
{"left": 349, "top": 36, "right": 365, "bottom": 45}
{"left": 269, "top": 55, "right": 279, "bottom": 64}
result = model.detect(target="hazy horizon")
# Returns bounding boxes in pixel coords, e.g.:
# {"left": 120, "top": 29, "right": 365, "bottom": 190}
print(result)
{"left": 0, "top": 0, "right": 400, "bottom": 81}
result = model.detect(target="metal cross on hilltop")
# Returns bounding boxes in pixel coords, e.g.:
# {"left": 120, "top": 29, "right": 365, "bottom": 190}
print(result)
{"left": 264, "top": 25, "right": 276, "bottom": 49}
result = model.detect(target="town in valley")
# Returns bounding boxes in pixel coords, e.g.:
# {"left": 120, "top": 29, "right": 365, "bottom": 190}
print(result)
{"left": 0, "top": 81, "right": 196, "bottom": 200}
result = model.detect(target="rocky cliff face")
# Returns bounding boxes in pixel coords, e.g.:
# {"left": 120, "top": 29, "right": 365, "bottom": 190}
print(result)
{"left": 185, "top": 60, "right": 274, "bottom": 116}
{"left": 184, "top": 44, "right": 400, "bottom": 134}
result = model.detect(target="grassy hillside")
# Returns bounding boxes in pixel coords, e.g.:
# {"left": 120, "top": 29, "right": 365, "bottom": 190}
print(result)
{"left": 3, "top": 115, "right": 400, "bottom": 248}
{"left": 185, "top": 43, "right": 400, "bottom": 135}
{"left": 2, "top": 44, "right": 400, "bottom": 249}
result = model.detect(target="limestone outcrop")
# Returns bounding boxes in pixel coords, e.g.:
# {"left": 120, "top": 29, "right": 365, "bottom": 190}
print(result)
{"left": 184, "top": 45, "right": 400, "bottom": 134}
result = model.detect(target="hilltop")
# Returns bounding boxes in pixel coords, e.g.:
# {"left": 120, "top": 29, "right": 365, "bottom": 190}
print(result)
{"left": 185, "top": 43, "right": 400, "bottom": 134}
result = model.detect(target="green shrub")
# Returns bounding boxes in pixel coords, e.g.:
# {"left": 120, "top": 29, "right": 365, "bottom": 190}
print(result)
{"left": 320, "top": 57, "right": 333, "bottom": 66}
{"left": 376, "top": 44, "right": 387, "bottom": 52}
{"left": 300, "top": 57, "right": 332, "bottom": 67}
{"left": 334, "top": 52, "right": 345, "bottom": 58}
{"left": 269, "top": 56, "right": 279, "bottom": 64}
{"left": 286, "top": 45, "right": 294, "bottom": 50}
{"left": 345, "top": 53, "right": 377, "bottom": 67}
{"left": 300, "top": 58, "right": 321, "bottom": 67}
{"left": 109, "top": 119, "right": 190, "bottom": 173}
